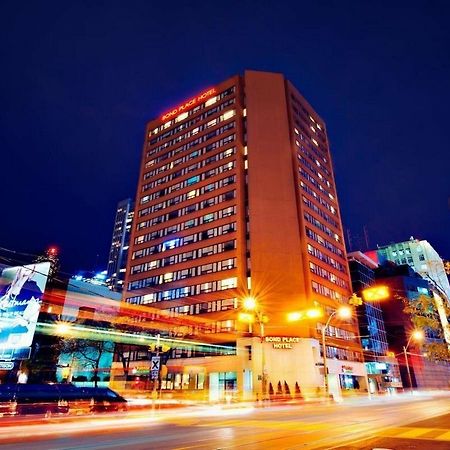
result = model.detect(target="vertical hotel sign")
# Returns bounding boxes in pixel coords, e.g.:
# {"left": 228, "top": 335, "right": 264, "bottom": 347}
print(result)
{"left": 161, "top": 88, "right": 216, "bottom": 121}
{"left": 0, "top": 262, "right": 50, "bottom": 356}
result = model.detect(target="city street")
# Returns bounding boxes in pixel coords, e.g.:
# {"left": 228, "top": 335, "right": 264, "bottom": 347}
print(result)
{"left": 0, "top": 392, "right": 449, "bottom": 449}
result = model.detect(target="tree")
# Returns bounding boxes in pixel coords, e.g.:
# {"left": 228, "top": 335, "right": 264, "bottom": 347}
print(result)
{"left": 61, "top": 337, "right": 115, "bottom": 387}
{"left": 403, "top": 294, "right": 450, "bottom": 361}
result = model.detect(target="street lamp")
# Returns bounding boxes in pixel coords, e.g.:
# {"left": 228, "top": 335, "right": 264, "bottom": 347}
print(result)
{"left": 403, "top": 330, "right": 424, "bottom": 391}
{"left": 240, "top": 296, "right": 268, "bottom": 401}
{"left": 321, "top": 306, "right": 352, "bottom": 400}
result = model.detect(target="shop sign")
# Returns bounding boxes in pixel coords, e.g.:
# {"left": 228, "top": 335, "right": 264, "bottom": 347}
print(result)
{"left": 341, "top": 365, "right": 354, "bottom": 374}
{"left": 161, "top": 88, "right": 216, "bottom": 121}
{"left": 264, "top": 336, "right": 301, "bottom": 349}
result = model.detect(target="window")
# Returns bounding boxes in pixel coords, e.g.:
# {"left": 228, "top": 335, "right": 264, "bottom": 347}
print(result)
{"left": 162, "top": 238, "right": 181, "bottom": 251}
{"left": 220, "top": 277, "right": 237, "bottom": 290}
{"left": 203, "top": 213, "right": 214, "bottom": 223}
{"left": 205, "top": 96, "right": 217, "bottom": 107}
{"left": 187, "top": 189, "right": 197, "bottom": 199}
{"left": 163, "top": 272, "right": 174, "bottom": 282}
{"left": 187, "top": 175, "right": 200, "bottom": 186}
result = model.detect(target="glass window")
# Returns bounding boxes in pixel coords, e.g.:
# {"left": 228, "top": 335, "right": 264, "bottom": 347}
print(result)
{"left": 187, "top": 176, "right": 200, "bottom": 186}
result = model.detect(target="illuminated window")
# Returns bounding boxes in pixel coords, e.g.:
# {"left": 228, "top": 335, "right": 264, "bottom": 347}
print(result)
{"left": 203, "top": 213, "right": 214, "bottom": 223}
{"left": 200, "top": 282, "right": 213, "bottom": 293}
{"left": 205, "top": 96, "right": 217, "bottom": 107}
{"left": 175, "top": 112, "right": 188, "bottom": 123}
{"left": 187, "top": 175, "right": 200, "bottom": 186}
{"left": 162, "top": 238, "right": 181, "bottom": 251}
{"left": 192, "top": 127, "right": 199, "bottom": 135}
{"left": 187, "top": 189, "right": 197, "bottom": 199}
{"left": 142, "top": 293, "right": 155, "bottom": 304}
{"left": 163, "top": 272, "right": 174, "bottom": 282}
{"left": 310, "top": 126, "right": 316, "bottom": 133}
{"left": 312, "top": 138, "right": 319, "bottom": 146}
{"left": 294, "top": 128, "right": 299, "bottom": 135}
{"left": 220, "top": 277, "right": 237, "bottom": 290}
{"left": 207, "top": 118, "right": 217, "bottom": 128}
{"left": 221, "top": 110, "right": 235, "bottom": 121}
{"left": 317, "top": 124, "right": 322, "bottom": 130}
{"left": 163, "top": 121, "right": 171, "bottom": 129}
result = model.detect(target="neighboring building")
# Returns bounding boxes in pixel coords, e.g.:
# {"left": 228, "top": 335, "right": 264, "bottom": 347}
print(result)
{"left": 377, "top": 237, "right": 450, "bottom": 304}
{"left": 347, "top": 251, "right": 402, "bottom": 393}
{"left": 377, "top": 238, "right": 450, "bottom": 348}
{"left": 106, "top": 199, "right": 134, "bottom": 292}
{"left": 113, "top": 70, "right": 366, "bottom": 401}
{"left": 56, "top": 276, "right": 122, "bottom": 385}
{"left": 374, "top": 263, "right": 450, "bottom": 389}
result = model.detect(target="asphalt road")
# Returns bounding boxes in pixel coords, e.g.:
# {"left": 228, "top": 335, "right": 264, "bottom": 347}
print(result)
{"left": 0, "top": 392, "right": 449, "bottom": 449}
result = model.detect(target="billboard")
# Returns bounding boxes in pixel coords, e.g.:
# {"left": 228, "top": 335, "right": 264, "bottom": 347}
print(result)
{"left": 0, "top": 262, "right": 50, "bottom": 350}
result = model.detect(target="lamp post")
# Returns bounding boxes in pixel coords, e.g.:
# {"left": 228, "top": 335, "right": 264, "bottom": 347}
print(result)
{"left": 403, "top": 330, "right": 424, "bottom": 392}
{"left": 239, "top": 297, "right": 268, "bottom": 401}
{"left": 321, "top": 306, "right": 352, "bottom": 400}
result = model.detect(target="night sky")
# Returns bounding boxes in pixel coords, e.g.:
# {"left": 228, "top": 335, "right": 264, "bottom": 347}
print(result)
{"left": 1, "top": 1, "right": 449, "bottom": 274}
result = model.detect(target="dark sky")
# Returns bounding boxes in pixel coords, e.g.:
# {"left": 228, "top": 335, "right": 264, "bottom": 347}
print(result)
{"left": 1, "top": 1, "right": 449, "bottom": 274}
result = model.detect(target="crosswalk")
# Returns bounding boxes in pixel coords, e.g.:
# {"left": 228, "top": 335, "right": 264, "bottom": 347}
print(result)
{"left": 190, "top": 417, "right": 450, "bottom": 445}
{"left": 378, "top": 425, "right": 450, "bottom": 442}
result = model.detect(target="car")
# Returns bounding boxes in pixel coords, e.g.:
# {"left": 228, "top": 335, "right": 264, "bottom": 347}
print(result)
{"left": 0, "top": 384, "right": 127, "bottom": 416}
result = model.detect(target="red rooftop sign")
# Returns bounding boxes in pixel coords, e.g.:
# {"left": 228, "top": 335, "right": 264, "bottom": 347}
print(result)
{"left": 161, "top": 88, "right": 216, "bottom": 121}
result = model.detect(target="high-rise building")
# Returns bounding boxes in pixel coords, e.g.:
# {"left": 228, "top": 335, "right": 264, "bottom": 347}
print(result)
{"left": 106, "top": 199, "right": 134, "bottom": 292}
{"left": 116, "top": 71, "right": 366, "bottom": 400}
{"left": 347, "top": 251, "right": 401, "bottom": 393}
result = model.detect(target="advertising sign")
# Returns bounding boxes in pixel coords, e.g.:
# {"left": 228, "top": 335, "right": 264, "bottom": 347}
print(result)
{"left": 0, "top": 262, "right": 50, "bottom": 351}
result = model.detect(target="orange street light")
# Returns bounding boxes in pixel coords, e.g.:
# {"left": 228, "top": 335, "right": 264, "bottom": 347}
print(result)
{"left": 243, "top": 296, "right": 257, "bottom": 310}
{"left": 362, "top": 285, "right": 390, "bottom": 302}
{"left": 322, "top": 306, "right": 353, "bottom": 399}
{"left": 404, "top": 329, "right": 424, "bottom": 391}
{"left": 240, "top": 296, "right": 268, "bottom": 401}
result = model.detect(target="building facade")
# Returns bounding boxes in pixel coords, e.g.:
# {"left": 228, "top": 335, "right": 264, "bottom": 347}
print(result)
{"left": 377, "top": 238, "right": 450, "bottom": 347}
{"left": 106, "top": 199, "right": 134, "bottom": 292}
{"left": 374, "top": 263, "right": 450, "bottom": 388}
{"left": 377, "top": 237, "right": 450, "bottom": 303}
{"left": 113, "top": 71, "right": 366, "bottom": 400}
{"left": 347, "top": 251, "right": 402, "bottom": 393}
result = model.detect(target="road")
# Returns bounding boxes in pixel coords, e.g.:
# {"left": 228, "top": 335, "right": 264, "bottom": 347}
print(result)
{"left": 0, "top": 392, "right": 449, "bottom": 449}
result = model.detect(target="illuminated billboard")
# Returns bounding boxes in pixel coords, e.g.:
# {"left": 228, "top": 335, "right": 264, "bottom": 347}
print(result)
{"left": 0, "top": 262, "right": 50, "bottom": 350}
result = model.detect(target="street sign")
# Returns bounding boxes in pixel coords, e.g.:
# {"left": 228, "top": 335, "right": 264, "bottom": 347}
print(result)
{"left": 150, "top": 356, "right": 160, "bottom": 379}
{"left": 151, "top": 356, "right": 160, "bottom": 371}
{"left": 0, "top": 361, "right": 14, "bottom": 370}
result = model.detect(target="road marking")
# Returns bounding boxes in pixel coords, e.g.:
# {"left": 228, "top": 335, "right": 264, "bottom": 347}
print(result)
{"left": 395, "top": 427, "right": 435, "bottom": 438}
{"left": 436, "top": 429, "right": 450, "bottom": 441}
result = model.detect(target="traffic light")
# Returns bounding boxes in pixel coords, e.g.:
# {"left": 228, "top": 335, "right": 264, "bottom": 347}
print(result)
{"left": 348, "top": 293, "right": 363, "bottom": 306}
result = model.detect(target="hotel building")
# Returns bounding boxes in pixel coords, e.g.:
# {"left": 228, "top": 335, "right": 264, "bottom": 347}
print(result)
{"left": 114, "top": 71, "right": 367, "bottom": 400}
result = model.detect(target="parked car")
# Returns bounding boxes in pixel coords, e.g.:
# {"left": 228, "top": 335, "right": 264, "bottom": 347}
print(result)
{"left": 0, "top": 384, "right": 127, "bottom": 416}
